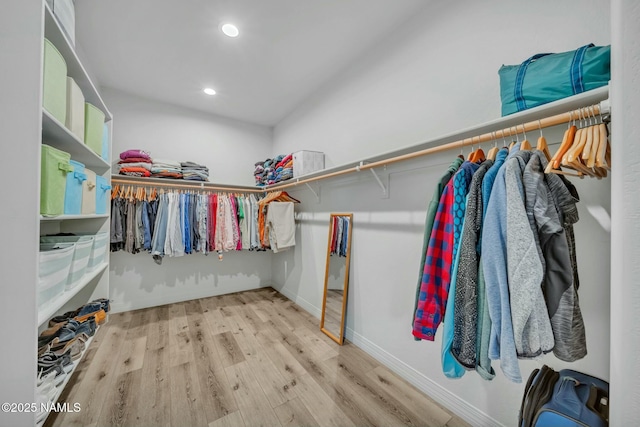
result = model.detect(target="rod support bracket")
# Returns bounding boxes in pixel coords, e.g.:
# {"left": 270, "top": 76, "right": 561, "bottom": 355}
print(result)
{"left": 370, "top": 168, "right": 389, "bottom": 198}
{"left": 305, "top": 182, "right": 320, "bottom": 203}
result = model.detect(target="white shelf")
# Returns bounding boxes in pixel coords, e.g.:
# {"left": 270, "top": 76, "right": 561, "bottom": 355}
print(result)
{"left": 44, "top": 3, "right": 112, "bottom": 120}
{"left": 111, "top": 174, "right": 261, "bottom": 192}
{"left": 36, "top": 328, "right": 99, "bottom": 427}
{"left": 266, "top": 85, "right": 611, "bottom": 190}
{"left": 40, "top": 213, "right": 110, "bottom": 221}
{"left": 42, "top": 110, "right": 110, "bottom": 170}
{"left": 38, "top": 262, "right": 109, "bottom": 327}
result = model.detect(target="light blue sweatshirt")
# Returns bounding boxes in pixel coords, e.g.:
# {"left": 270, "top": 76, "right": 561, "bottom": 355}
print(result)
{"left": 481, "top": 145, "right": 522, "bottom": 383}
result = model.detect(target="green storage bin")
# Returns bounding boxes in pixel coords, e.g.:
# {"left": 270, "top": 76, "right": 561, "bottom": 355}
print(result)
{"left": 41, "top": 144, "right": 73, "bottom": 216}
{"left": 84, "top": 103, "right": 105, "bottom": 155}
{"left": 43, "top": 38, "right": 67, "bottom": 124}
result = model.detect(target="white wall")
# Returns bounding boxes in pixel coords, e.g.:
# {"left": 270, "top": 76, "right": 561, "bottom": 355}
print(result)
{"left": 103, "top": 88, "right": 274, "bottom": 312}
{"left": 271, "top": 1, "right": 612, "bottom": 425}
{"left": 610, "top": 0, "right": 640, "bottom": 424}
{"left": 103, "top": 87, "right": 272, "bottom": 186}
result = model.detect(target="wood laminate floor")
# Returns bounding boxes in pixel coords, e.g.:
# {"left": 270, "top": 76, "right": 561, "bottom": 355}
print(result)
{"left": 46, "top": 288, "right": 469, "bottom": 427}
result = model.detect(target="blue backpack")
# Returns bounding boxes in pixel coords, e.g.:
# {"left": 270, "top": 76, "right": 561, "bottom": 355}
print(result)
{"left": 519, "top": 365, "right": 609, "bottom": 427}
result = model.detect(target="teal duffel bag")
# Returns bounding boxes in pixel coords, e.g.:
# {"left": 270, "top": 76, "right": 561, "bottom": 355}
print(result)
{"left": 499, "top": 44, "right": 610, "bottom": 116}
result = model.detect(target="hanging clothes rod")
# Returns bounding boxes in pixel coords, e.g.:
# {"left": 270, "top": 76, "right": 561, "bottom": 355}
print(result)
{"left": 268, "top": 96, "right": 609, "bottom": 192}
{"left": 111, "top": 175, "right": 264, "bottom": 193}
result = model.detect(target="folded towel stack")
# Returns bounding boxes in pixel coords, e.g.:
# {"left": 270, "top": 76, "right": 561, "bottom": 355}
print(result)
{"left": 118, "top": 149, "right": 152, "bottom": 177}
{"left": 152, "top": 158, "right": 183, "bottom": 179}
{"left": 181, "top": 161, "right": 210, "bottom": 182}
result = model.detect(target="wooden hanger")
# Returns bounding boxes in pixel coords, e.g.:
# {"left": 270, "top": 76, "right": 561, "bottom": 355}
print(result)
{"left": 596, "top": 125, "right": 611, "bottom": 170}
{"left": 537, "top": 136, "right": 551, "bottom": 161}
{"left": 547, "top": 122, "right": 577, "bottom": 172}
{"left": 564, "top": 127, "right": 597, "bottom": 177}
{"left": 585, "top": 122, "right": 602, "bottom": 168}
{"left": 546, "top": 115, "right": 583, "bottom": 177}
{"left": 519, "top": 124, "right": 532, "bottom": 150}
{"left": 111, "top": 184, "right": 120, "bottom": 200}
{"left": 487, "top": 145, "right": 499, "bottom": 161}
{"left": 581, "top": 108, "right": 598, "bottom": 163}
{"left": 470, "top": 148, "right": 485, "bottom": 163}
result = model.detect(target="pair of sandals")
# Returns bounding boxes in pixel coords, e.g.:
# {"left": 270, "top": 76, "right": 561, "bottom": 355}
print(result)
{"left": 48, "top": 298, "right": 110, "bottom": 326}
{"left": 39, "top": 316, "right": 96, "bottom": 350}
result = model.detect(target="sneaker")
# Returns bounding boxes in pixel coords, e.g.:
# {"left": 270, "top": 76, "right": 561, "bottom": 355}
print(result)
{"left": 48, "top": 310, "right": 80, "bottom": 328}
{"left": 74, "top": 302, "right": 106, "bottom": 325}
{"left": 91, "top": 298, "right": 111, "bottom": 313}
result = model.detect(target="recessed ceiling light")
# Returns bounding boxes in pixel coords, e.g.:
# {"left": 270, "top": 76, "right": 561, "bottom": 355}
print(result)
{"left": 221, "top": 23, "right": 239, "bottom": 38}
{"left": 203, "top": 88, "right": 216, "bottom": 95}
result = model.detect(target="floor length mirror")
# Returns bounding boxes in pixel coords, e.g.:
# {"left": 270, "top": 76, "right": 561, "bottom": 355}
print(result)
{"left": 320, "top": 213, "right": 353, "bottom": 345}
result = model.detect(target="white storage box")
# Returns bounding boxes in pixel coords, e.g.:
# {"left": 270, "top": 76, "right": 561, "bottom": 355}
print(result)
{"left": 40, "top": 235, "right": 94, "bottom": 290}
{"left": 293, "top": 150, "right": 325, "bottom": 178}
{"left": 65, "top": 77, "right": 85, "bottom": 141}
{"left": 86, "top": 232, "right": 108, "bottom": 271}
{"left": 38, "top": 243, "right": 75, "bottom": 308}
{"left": 47, "top": 0, "right": 75, "bottom": 46}
{"left": 81, "top": 168, "right": 96, "bottom": 214}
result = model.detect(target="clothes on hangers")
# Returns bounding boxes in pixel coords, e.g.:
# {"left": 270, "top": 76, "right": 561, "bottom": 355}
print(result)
{"left": 441, "top": 160, "right": 480, "bottom": 379}
{"left": 412, "top": 157, "right": 463, "bottom": 332}
{"left": 266, "top": 202, "right": 296, "bottom": 253}
{"left": 451, "top": 159, "right": 493, "bottom": 372}
{"left": 110, "top": 187, "right": 276, "bottom": 264}
{"left": 413, "top": 143, "right": 585, "bottom": 384}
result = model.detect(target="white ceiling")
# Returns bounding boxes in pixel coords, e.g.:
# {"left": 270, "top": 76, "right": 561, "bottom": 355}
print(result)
{"left": 75, "top": 0, "right": 428, "bottom": 126}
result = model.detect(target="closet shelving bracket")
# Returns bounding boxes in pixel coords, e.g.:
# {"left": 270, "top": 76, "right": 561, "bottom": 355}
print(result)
{"left": 302, "top": 181, "right": 321, "bottom": 203}
{"left": 357, "top": 161, "right": 389, "bottom": 199}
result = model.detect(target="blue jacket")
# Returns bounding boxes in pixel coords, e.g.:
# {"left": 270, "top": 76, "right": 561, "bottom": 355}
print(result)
{"left": 481, "top": 145, "right": 522, "bottom": 383}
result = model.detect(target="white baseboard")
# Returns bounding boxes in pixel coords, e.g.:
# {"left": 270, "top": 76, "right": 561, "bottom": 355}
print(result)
{"left": 110, "top": 283, "right": 271, "bottom": 314}
{"left": 274, "top": 285, "right": 322, "bottom": 319}
{"left": 274, "top": 285, "right": 503, "bottom": 427}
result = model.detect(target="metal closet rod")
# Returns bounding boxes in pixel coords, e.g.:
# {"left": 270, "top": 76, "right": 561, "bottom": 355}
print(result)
{"left": 268, "top": 102, "right": 607, "bottom": 192}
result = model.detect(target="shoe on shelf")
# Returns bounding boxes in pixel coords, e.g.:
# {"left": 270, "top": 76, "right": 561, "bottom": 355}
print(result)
{"left": 48, "top": 310, "right": 80, "bottom": 328}
{"left": 39, "top": 351, "right": 74, "bottom": 374}
{"left": 75, "top": 307, "right": 106, "bottom": 325}
{"left": 35, "top": 384, "right": 59, "bottom": 425}
{"left": 55, "top": 317, "right": 96, "bottom": 344}
{"left": 91, "top": 298, "right": 111, "bottom": 313}
{"left": 39, "top": 321, "right": 68, "bottom": 339}
{"left": 51, "top": 335, "right": 86, "bottom": 360}
{"left": 38, "top": 342, "right": 52, "bottom": 358}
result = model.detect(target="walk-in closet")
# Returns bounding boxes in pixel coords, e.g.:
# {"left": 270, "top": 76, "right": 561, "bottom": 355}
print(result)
{"left": 1, "top": 0, "right": 639, "bottom": 426}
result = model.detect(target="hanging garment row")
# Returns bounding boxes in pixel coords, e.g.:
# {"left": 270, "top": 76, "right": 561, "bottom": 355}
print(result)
{"left": 411, "top": 116, "right": 609, "bottom": 384}
{"left": 109, "top": 185, "right": 299, "bottom": 264}
{"left": 329, "top": 215, "right": 350, "bottom": 257}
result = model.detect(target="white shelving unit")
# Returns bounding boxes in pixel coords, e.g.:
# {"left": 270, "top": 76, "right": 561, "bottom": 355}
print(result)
{"left": 40, "top": 213, "right": 110, "bottom": 221}
{"left": 35, "top": 3, "right": 113, "bottom": 426}
{"left": 35, "top": 327, "right": 100, "bottom": 427}
{"left": 42, "top": 110, "right": 110, "bottom": 171}
{"left": 37, "top": 262, "right": 109, "bottom": 327}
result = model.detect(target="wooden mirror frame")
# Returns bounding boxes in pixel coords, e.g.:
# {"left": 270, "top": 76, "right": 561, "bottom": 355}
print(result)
{"left": 320, "top": 213, "right": 353, "bottom": 345}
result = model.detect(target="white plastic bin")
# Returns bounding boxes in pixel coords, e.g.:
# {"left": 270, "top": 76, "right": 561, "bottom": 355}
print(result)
{"left": 46, "top": 0, "right": 75, "bottom": 46}
{"left": 38, "top": 243, "right": 75, "bottom": 308}
{"left": 40, "top": 235, "right": 94, "bottom": 290}
{"left": 86, "top": 232, "right": 108, "bottom": 271}
{"left": 293, "top": 150, "right": 325, "bottom": 177}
